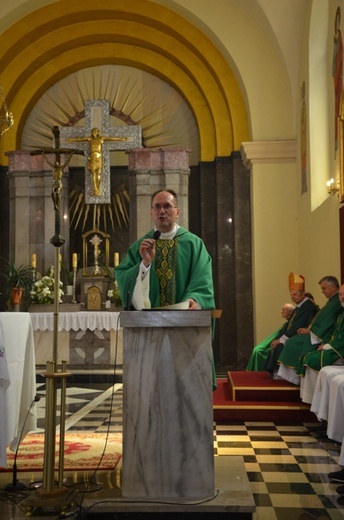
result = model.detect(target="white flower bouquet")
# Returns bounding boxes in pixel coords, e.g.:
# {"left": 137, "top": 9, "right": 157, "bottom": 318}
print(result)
{"left": 30, "top": 266, "right": 64, "bottom": 304}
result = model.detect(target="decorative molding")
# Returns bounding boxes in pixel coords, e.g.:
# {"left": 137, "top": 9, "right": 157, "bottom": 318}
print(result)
{"left": 240, "top": 140, "right": 297, "bottom": 168}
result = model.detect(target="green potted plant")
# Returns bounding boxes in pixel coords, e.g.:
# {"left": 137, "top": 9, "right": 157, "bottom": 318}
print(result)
{"left": 0, "top": 257, "right": 34, "bottom": 310}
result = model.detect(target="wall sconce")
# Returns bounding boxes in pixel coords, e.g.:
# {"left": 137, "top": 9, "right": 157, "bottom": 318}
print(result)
{"left": 326, "top": 178, "right": 339, "bottom": 195}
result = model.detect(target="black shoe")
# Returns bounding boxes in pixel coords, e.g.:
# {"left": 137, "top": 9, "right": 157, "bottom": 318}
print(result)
{"left": 313, "top": 430, "right": 328, "bottom": 439}
{"left": 329, "top": 469, "right": 344, "bottom": 483}
{"left": 337, "top": 485, "right": 344, "bottom": 496}
{"left": 313, "top": 420, "right": 327, "bottom": 432}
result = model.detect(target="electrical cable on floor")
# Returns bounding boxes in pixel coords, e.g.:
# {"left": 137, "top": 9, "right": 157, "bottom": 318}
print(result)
{"left": 66, "top": 312, "right": 122, "bottom": 518}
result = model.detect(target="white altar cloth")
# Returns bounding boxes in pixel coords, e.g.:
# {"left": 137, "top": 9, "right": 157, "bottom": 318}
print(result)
{"left": 0, "top": 313, "right": 37, "bottom": 468}
{"left": 30, "top": 311, "right": 121, "bottom": 332}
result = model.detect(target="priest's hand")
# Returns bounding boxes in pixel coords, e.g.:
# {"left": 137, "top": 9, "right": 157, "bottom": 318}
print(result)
{"left": 270, "top": 339, "right": 280, "bottom": 350}
{"left": 186, "top": 298, "right": 198, "bottom": 309}
{"left": 297, "top": 327, "right": 310, "bottom": 335}
{"left": 139, "top": 238, "right": 156, "bottom": 267}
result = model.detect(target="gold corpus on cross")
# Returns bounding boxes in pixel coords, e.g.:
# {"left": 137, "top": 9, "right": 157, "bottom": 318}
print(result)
{"left": 0, "top": 85, "right": 14, "bottom": 136}
{"left": 67, "top": 127, "right": 127, "bottom": 197}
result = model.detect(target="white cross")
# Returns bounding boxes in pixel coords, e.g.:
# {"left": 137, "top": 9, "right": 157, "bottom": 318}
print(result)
{"left": 60, "top": 99, "right": 141, "bottom": 204}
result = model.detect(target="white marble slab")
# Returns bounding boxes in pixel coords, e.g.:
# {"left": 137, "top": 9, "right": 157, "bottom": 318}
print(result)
{"left": 121, "top": 310, "right": 214, "bottom": 499}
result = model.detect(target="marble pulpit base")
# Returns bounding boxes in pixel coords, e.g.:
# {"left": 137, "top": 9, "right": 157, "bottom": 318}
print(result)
{"left": 120, "top": 310, "right": 214, "bottom": 499}
{"left": 81, "top": 456, "right": 255, "bottom": 517}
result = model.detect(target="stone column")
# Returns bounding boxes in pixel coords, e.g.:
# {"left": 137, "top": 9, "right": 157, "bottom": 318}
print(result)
{"left": 126, "top": 148, "right": 190, "bottom": 241}
{"left": 6, "top": 150, "right": 70, "bottom": 273}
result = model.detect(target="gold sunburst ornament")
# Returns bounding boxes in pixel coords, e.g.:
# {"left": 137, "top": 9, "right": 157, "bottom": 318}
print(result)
{"left": 0, "top": 86, "right": 14, "bottom": 136}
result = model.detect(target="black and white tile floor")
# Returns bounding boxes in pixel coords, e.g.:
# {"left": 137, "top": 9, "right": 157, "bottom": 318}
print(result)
{"left": 2, "top": 379, "right": 344, "bottom": 519}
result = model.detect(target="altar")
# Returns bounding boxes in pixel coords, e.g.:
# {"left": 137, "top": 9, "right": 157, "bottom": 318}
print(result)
{"left": 30, "top": 311, "right": 123, "bottom": 368}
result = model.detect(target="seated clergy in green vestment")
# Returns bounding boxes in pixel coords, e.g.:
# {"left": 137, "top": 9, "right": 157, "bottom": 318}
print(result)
{"left": 276, "top": 275, "right": 343, "bottom": 385}
{"left": 115, "top": 189, "right": 216, "bottom": 388}
{"left": 297, "top": 284, "right": 344, "bottom": 403}
{"left": 265, "top": 273, "right": 319, "bottom": 376}
{"left": 246, "top": 303, "right": 295, "bottom": 371}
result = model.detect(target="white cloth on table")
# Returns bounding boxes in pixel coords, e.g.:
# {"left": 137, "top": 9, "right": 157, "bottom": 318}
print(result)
{"left": 30, "top": 311, "right": 121, "bottom": 332}
{"left": 0, "top": 328, "right": 10, "bottom": 469}
{"left": 327, "top": 374, "right": 344, "bottom": 443}
{"left": 310, "top": 365, "right": 344, "bottom": 422}
{"left": 0, "top": 313, "right": 37, "bottom": 468}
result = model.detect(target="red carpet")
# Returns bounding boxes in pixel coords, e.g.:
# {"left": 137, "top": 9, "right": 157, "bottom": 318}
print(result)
{"left": 213, "top": 371, "right": 315, "bottom": 423}
{"left": 0, "top": 432, "right": 122, "bottom": 473}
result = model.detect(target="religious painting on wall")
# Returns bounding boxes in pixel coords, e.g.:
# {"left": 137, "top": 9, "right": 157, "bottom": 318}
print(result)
{"left": 300, "top": 80, "right": 307, "bottom": 195}
{"left": 333, "top": 6, "right": 343, "bottom": 155}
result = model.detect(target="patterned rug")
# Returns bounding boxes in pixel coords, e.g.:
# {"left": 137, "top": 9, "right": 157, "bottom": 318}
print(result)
{"left": 0, "top": 432, "right": 122, "bottom": 472}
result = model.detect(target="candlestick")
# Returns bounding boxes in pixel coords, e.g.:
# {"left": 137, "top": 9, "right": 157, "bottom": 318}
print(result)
{"left": 31, "top": 253, "right": 36, "bottom": 269}
{"left": 114, "top": 252, "right": 119, "bottom": 267}
{"left": 72, "top": 253, "right": 77, "bottom": 268}
{"left": 72, "top": 267, "right": 77, "bottom": 304}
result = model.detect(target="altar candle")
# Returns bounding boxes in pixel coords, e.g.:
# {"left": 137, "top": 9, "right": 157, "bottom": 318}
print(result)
{"left": 72, "top": 253, "right": 77, "bottom": 268}
{"left": 114, "top": 252, "right": 119, "bottom": 267}
{"left": 31, "top": 253, "right": 36, "bottom": 269}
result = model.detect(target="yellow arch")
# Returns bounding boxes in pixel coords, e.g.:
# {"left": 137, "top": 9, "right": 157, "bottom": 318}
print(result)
{"left": 0, "top": 0, "right": 249, "bottom": 162}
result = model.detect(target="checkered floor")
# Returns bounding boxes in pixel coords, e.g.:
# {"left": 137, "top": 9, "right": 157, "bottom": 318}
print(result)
{"left": 0, "top": 379, "right": 343, "bottom": 519}
{"left": 30, "top": 381, "right": 344, "bottom": 519}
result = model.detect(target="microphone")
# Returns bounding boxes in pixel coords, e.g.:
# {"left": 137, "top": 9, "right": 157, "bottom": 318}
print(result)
{"left": 125, "top": 230, "right": 161, "bottom": 311}
{"left": 145, "top": 230, "right": 161, "bottom": 254}
{"left": 5, "top": 395, "right": 40, "bottom": 492}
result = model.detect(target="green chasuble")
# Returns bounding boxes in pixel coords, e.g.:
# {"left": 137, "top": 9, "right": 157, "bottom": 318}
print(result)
{"left": 246, "top": 329, "right": 281, "bottom": 371}
{"left": 277, "top": 293, "right": 343, "bottom": 370}
{"left": 247, "top": 298, "right": 318, "bottom": 371}
{"left": 296, "top": 312, "right": 344, "bottom": 375}
{"left": 115, "top": 227, "right": 216, "bottom": 388}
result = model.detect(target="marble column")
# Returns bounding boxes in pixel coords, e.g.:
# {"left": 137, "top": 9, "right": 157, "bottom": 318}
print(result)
{"left": 120, "top": 310, "right": 215, "bottom": 499}
{"left": 6, "top": 150, "right": 70, "bottom": 273}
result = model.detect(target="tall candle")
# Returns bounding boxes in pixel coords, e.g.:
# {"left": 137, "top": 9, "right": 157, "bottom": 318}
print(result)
{"left": 72, "top": 253, "right": 77, "bottom": 268}
{"left": 114, "top": 252, "right": 119, "bottom": 267}
{"left": 31, "top": 253, "right": 36, "bottom": 269}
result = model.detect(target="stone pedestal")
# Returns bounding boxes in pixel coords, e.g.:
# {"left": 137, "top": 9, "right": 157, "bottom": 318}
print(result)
{"left": 120, "top": 310, "right": 214, "bottom": 499}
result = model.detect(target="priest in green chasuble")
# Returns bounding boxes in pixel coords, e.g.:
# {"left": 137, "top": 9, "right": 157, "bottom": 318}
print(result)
{"left": 115, "top": 189, "right": 216, "bottom": 387}
{"left": 276, "top": 276, "right": 343, "bottom": 385}
{"left": 297, "top": 284, "right": 344, "bottom": 403}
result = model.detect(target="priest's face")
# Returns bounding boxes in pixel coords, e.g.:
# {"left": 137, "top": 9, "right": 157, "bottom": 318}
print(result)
{"left": 290, "top": 290, "right": 305, "bottom": 304}
{"left": 150, "top": 191, "right": 180, "bottom": 232}
{"left": 339, "top": 284, "right": 344, "bottom": 306}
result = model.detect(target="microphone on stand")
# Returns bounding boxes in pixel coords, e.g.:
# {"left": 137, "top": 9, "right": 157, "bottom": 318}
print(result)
{"left": 5, "top": 395, "right": 41, "bottom": 492}
{"left": 125, "top": 230, "right": 161, "bottom": 311}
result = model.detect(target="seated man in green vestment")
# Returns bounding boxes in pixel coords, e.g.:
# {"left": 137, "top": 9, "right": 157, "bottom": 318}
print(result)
{"left": 265, "top": 273, "right": 319, "bottom": 376}
{"left": 298, "top": 284, "right": 344, "bottom": 403}
{"left": 276, "top": 276, "right": 343, "bottom": 385}
{"left": 115, "top": 189, "right": 216, "bottom": 387}
{"left": 246, "top": 302, "right": 295, "bottom": 371}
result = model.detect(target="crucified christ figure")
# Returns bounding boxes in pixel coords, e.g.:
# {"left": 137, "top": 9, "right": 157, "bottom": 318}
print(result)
{"left": 42, "top": 152, "right": 74, "bottom": 211}
{"left": 67, "top": 127, "right": 127, "bottom": 196}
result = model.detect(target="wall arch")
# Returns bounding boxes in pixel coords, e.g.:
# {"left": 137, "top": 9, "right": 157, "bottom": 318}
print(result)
{"left": 0, "top": 0, "right": 249, "bottom": 162}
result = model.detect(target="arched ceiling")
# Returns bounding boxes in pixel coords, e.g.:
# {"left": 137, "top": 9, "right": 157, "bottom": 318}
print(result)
{"left": 0, "top": 0, "right": 249, "bottom": 164}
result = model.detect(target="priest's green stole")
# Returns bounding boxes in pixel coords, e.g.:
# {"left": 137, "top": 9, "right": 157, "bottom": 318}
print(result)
{"left": 155, "top": 238, "right": 178, "bottom": 306}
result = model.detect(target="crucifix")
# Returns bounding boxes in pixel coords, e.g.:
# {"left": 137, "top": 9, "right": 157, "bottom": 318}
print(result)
{"left": 27, "top": 129, "right": 84, "bottom": 504}
{"left": 90, "top": 233, "right": 102, "bottom": 275}
{"left": 60, "top": 99, "right": 142, "bottom": 204}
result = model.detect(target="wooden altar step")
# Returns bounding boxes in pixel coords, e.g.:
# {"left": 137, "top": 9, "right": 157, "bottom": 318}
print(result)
{"left": 213, "top": 371, "right": 315, "bottom": 423}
